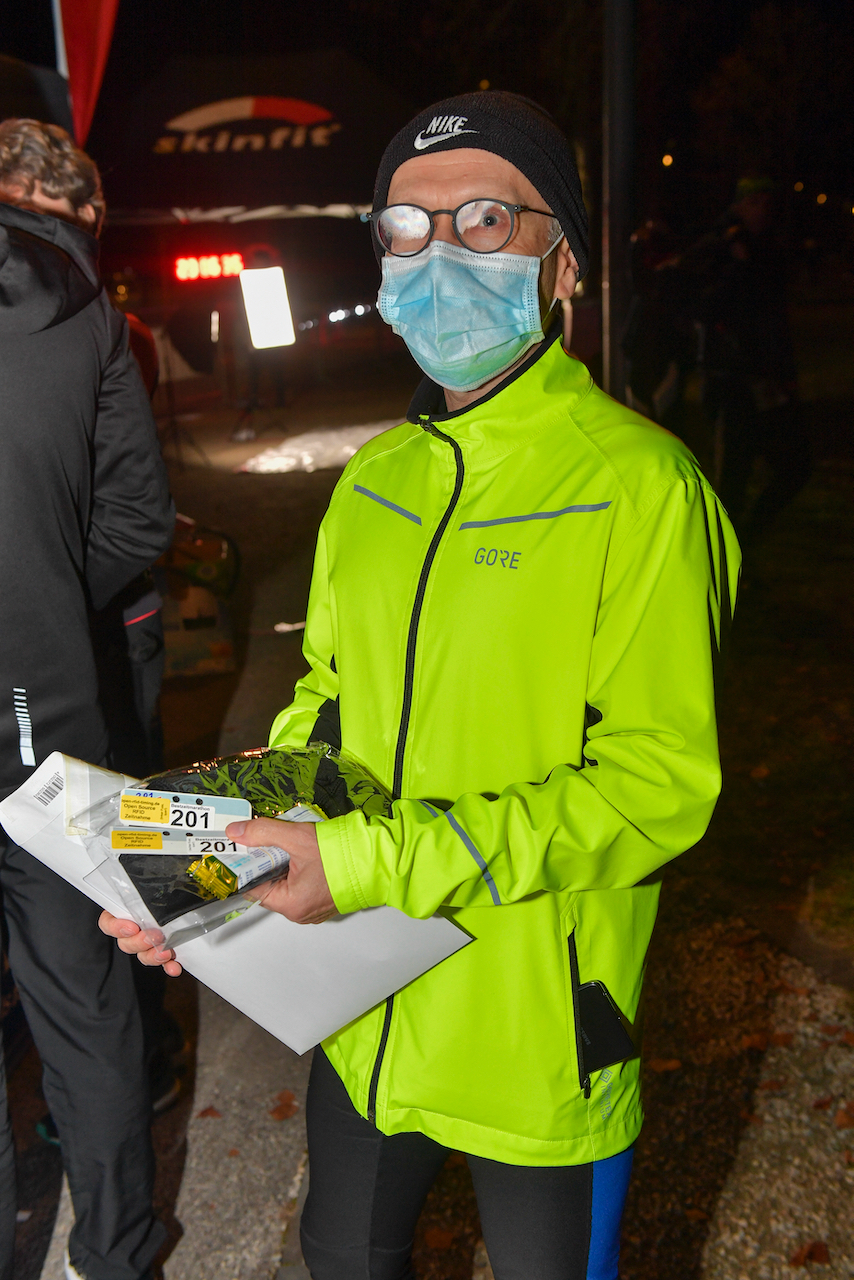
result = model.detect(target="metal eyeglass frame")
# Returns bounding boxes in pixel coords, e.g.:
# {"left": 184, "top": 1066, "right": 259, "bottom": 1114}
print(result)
{"left": 360, "top": 199, "right": 556, "bottom": 257}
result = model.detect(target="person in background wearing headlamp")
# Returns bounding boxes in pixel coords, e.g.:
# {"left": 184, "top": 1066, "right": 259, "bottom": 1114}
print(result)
{"left": 103, "top": 92, "right": 741, "bottom": 1280}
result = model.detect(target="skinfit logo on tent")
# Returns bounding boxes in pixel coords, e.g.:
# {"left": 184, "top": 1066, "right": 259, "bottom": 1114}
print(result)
{"left": 413, "top": 115, "right": 478, "bottom": 150}
{"left": 153, "top": 96, "right": 341, "bottom": 155}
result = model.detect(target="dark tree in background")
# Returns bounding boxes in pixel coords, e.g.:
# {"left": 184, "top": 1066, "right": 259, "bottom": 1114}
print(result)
{"left": 2, "top": 0, "right": 848, "bottom": 244}
{"left": 693, "top": 4, "right": 853, "bottom": 198}
{"left": 347, "top": 0, "right": 602, "bottom": 173}
{"left": 348, "top": 0, "right": 849, "bottom": 243}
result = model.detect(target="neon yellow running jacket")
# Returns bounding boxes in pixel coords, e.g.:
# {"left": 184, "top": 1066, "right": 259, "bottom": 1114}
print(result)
{"left": 270, "top": 331, "right": 740, "bottom": 1165}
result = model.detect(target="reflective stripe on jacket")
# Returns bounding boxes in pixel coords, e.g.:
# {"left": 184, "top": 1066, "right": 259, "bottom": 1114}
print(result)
{"left": 270, "top": 333, "right": 741, "bottom": 1165}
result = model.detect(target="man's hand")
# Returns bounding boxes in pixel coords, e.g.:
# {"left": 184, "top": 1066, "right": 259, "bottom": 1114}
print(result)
{"left": 98, "top": 912, "right": 183, "bottom": 976}
{"left": 226, "top": 818, "right": 337, "bottom": 925}
{"left": 97, "top": 817, "right": 335, "bottom": 968}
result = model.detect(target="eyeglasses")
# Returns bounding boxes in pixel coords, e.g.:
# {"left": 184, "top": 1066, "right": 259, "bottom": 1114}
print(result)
{"left": 361, "top": 199, "right": 557, "bottom": 257}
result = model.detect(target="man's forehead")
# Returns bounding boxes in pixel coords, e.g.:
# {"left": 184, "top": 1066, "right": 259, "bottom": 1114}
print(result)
{"left": 386, "top": 149, "right": 549, "bottom": 210}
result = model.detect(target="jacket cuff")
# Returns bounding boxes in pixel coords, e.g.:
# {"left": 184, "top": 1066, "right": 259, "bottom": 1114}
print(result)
{"left": 316, "top": 810, "right": 378, "bottom": 914}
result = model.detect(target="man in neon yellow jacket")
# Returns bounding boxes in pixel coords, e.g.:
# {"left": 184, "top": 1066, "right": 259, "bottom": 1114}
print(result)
{"left": 104, "top": 91, "right": 739, "bottom": 1279}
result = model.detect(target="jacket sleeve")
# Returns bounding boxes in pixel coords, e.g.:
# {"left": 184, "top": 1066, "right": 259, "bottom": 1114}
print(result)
{"left": 269, "top": 521, "right": 340, "bottom": 749}
{"left": 85, "top": 311, "right": 175, "bottom": 610}
{"left": 317, "top": 476, "right": 741, "bottom": 918}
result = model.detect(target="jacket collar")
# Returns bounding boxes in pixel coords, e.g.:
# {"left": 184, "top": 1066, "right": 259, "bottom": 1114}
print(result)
{"left": 406, "top": 323, "right": 594, "bottom": 463}
{"left": 0, "top": 202, "right": 101, "bottom": 335}
{"left": 0, "top": 202, "right": 100, "bottom": 287}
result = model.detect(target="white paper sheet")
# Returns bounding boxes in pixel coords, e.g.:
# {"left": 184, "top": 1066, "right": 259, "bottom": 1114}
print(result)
{"left": 0, "top": 753, "right": 470, "bottom": 1054}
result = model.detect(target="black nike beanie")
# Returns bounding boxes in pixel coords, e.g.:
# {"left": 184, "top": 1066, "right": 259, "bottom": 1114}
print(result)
{"left": 372, "top": 91, "right": 589, "bottom": 279}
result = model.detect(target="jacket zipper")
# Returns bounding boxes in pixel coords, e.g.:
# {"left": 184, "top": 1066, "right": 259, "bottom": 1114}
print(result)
{"left": 366, "top": 419, "right": 466, "bottom": 1126}
{"left": 567, "top": 931, "right": 592, "bottom": 1099}
{"left": 392, "top": 421, "right": 465, "bottom": 797}
{"left": 367, "top": 993, "right": 395, "bottom": 1123}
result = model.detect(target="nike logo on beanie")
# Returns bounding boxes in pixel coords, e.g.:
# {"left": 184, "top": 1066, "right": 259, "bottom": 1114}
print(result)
{"left": 413, "top": 115, "right": 478, "bottom": 149}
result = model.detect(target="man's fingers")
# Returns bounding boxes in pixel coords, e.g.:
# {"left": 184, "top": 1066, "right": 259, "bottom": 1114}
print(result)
{"left": 243, "top": 878, "right": 281, "bottom": 907}
{"left": 137, "top": 948, "right": 182, "bottom": 976}
{"left": 246, "top": 875, "right": 337, "bottom": 925}
{"left": 99, "top": 909, "right": 181, "bottom": 974}
{"left": 99, "top": 910, "right": 142, "bottom": 940}
{"left": 226, "top": 816, "right": 288, "bottom": 847}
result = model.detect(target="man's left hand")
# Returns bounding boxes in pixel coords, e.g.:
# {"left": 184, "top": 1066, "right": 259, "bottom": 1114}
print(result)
{"left": 225, "top": 818, "right": 337, "bottom": 924}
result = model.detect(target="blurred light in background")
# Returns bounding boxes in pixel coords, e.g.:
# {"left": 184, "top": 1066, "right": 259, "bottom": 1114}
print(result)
{"left": 210, "top": 310, "right": 220, "bottom": 343}
{"left": 296, "top": 304, "right": 372, "bottom": 332}
{"left": 175, "top": 252, "right": 244, "bottom": 281}
{"left": 794, "top": 181, "right": 804, "bottom": 192}
{"left": 239, "top": 266, "right": 296, "bottom": 348}
{"left": 662, "top": 154, "right": 673, "bottom": 167}
{"left": 479, "top": 79, "right": 490, "bottom": 90}
{"left": 816, "top": 193, "right": 827, "bottom": 205}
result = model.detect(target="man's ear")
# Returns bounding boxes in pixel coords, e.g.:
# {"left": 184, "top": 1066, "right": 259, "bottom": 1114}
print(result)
{"left": 553, "top": 241, "right": 580, "bottom": 301}
{"left": 77, "top": 203, "right": 99, "bottom": 234}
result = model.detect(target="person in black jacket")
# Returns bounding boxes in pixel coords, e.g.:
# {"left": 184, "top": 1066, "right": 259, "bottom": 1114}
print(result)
{"left": 0, "top": 120, "right": 174, "bottom": 1280}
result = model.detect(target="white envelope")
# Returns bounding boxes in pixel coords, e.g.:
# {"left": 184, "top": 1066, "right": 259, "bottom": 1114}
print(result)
{"left": 0, "top": 753, "right": 470, "bottom": 1055}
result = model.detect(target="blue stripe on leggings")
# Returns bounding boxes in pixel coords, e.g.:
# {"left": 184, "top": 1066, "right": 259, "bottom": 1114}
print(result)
{"left": 587, "top": 1146, "right": 634, "bottom": 1280}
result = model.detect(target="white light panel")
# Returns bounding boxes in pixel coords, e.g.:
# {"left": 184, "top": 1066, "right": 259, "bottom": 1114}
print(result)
{"left": 239, "top": 267, "right": 296, "bottom": 349}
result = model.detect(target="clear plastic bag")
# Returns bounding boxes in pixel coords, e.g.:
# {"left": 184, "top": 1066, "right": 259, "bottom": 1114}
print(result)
{"left": 73, "top": 744, "right": 392, "bottom": 949}
{"left": 142, "top": 742, "right": 392, "bottom": 821}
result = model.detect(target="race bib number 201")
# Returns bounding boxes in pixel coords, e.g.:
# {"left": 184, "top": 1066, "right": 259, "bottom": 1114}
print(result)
{"left": 169, "top": 802, "right": 214, "bottom": 830}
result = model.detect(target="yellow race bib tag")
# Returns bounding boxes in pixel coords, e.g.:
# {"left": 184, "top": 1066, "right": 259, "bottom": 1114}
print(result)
{"left": 112, "top": 829, "right": 164, "bottom": 850}
{"left": 119, "top": 794, "right": 171, "bottom": 826}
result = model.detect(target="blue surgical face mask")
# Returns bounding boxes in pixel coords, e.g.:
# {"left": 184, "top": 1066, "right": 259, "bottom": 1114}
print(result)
{"left": 377, "top": 236, "right": 562, "bottom": 392}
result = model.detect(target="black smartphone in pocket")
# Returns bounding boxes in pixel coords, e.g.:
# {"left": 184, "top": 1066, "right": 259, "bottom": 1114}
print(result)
{"left": 576, "top": 979, "right": 636, "bottom": 1076}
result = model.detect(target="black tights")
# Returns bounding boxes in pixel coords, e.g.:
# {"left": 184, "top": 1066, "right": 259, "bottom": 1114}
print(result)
{"left": 300, "top": 1049, "right": 633, "bottom": 1280}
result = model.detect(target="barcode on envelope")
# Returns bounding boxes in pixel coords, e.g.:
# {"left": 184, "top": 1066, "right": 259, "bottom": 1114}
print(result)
{"left": 34, "top": 772, "right": 64, "bottom": 807}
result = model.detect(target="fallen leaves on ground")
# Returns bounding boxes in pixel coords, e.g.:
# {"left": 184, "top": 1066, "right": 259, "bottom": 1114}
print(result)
{"left": 647, "top": 1058, "right": 682, "bottom": 1073}
{"left": 812, "top": 1095, "right": 834, "bottom": 1110}
{"left": 771, "top": 1031, "right": 794, "bottom": 1046}
{"left": 833, "top": 1101, "right": 854, "bottom": 1129}
{"left": 750, "top": 765, "right": 771, "bottom": 779}
{"left": 742, "top": 1032, "right": 769, "bottom": 1052}
{"left": 758, "top": 1079, "right": 785, "bottom": 1091}
{"left": 684, "top": 1208, "right": 709, "bottom": 1221}
{"left": 269, "top": 1089, "right": 299, "bottom": 1120}
{"left": 227, "top": 1148, "right": 239, "bottom": 1157}
{"left": 423, "top": 1227, "right": 456, "bottom": 1250}
{"left": 412, "top": 1152, "right": 481, "bottom": 1280}
{"left": 197, "top": 1105, "right": 221, "bottom": 1118}
{"left": 790, "top": 1241, "right": 830, "bottom": 1266}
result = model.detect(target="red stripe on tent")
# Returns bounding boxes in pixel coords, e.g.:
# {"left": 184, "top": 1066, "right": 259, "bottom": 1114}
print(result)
{"left": 251, "top": 97, "right": 332, "bottom": 125}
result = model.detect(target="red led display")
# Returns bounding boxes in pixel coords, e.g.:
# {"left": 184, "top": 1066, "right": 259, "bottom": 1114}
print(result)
{"left": 175, "top": 252, "right": 244, "bottom": 281}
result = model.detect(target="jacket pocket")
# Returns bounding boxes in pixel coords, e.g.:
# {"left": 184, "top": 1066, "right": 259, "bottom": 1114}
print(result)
{"left": 567, "top": 929, "right": 636, "bottom": 1101}
{"left": 567, "top": 929, "right": 591, "bottom": 1099}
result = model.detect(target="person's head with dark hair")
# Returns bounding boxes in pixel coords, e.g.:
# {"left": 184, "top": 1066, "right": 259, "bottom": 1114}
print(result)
{"left": 0, "top": 118, "right": 105, "bottom": 233}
